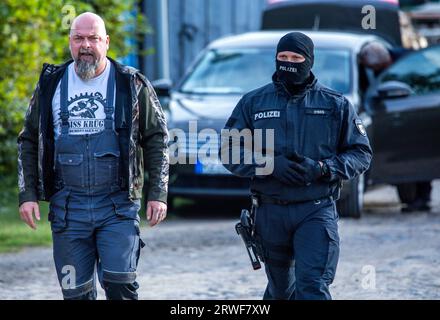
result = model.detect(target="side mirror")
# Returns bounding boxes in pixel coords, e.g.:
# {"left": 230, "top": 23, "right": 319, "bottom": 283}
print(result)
{"left": 376, "top": 81, "right": 413, "bottom": 99}
{"left": 151, "top": 78, "right": 173, "bottom": 98}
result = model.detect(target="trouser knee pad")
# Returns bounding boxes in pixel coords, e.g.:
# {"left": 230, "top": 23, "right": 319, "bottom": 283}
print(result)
{"left": 64, "top": 290, "right": 97, "bottom": 300}
{"left": 103, "top": 281, "right": 139, "bottom": 300}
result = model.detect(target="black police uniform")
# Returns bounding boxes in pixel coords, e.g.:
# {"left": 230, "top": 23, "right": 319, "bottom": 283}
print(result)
{"left": 222, "top": 32, "right": 373, "bottom": 300}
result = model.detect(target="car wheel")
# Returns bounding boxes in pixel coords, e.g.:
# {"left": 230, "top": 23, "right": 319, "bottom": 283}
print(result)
{"left": 396, "top": 183, "right": 417, "bottom": 205}
{"left": 337, "top": 174, "right": 364, "bottom": 219}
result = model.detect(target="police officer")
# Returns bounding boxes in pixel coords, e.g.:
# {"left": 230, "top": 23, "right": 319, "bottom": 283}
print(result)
{"left": 222, "top": 32, "right": 373, "bottom": 300}
{"left": 17, "top": 13, "right": 169, "bottom": 300}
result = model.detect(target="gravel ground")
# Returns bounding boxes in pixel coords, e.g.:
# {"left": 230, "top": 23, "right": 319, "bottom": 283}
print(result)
{"left": 0, "top": 181, "right": 439, "bottom": 300}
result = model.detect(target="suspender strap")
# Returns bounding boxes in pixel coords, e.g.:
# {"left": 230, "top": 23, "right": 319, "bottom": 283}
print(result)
{"left": 104, "top": 63, "right": 115, "bottom": 130}
{"left": 60, "top": 68, "right": 70, "bottom": 135}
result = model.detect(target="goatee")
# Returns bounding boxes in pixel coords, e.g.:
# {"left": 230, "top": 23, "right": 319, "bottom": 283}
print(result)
{"left": 75, "top": 53, "right": 100, "bottom": 80}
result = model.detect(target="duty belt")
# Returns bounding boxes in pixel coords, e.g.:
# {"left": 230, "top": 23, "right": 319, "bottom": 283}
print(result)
{"left": 253, "top": 194, "right": 333, "bottom": 206}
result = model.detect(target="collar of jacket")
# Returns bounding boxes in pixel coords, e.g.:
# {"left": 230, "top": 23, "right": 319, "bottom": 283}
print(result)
{"left": 40, "top": 57, "right": 146, "bottom": 85}
{"left": 38, "top": 57, "right": 146, "bottom": 139}
{"left": 272, "top": 71, "right": 318, "bottom": 98}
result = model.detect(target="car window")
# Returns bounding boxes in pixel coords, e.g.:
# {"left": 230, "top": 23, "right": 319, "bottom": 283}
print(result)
{"left": 313, "top": 49, "right": 351, "bottom": 94}
{"left": 379, "top": 45, "right": 440, "bottom": 95}
{"left": 179, "top": 48, "right": 352, "bottom": 95}
{"left": 180, "top": 48, "right": 275, "bottom": 94}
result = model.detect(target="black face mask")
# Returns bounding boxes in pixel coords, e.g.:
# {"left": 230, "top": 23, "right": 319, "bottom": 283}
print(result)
{"left": 276, "top": 59, "right": 312, "bottom": 85}
{"left": 275, "top": 32, "right": 315, "bottom": 86}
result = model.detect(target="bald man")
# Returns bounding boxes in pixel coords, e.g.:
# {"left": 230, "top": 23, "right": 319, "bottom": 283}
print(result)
{"left": 17, "top": 12, "right": 169, "bottom": 300}
{"left": 69, "top": 12, "right": 109, "bottom": 80}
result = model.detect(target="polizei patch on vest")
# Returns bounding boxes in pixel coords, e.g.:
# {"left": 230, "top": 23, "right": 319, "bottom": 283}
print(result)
{"left": 355, "top": 119, "right": 367, "bottom": 136}
{"left": 254, "top": 110, "right": 281, "bottom": 121}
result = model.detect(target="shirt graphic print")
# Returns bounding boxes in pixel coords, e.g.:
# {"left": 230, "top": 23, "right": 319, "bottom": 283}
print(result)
{"left": 52, "top": 59, "right": 115, "bottom": 139}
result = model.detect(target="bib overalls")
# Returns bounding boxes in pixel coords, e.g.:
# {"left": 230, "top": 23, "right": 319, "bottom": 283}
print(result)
{"left": 49, "top": 64, "right": 145, "bottom": 300}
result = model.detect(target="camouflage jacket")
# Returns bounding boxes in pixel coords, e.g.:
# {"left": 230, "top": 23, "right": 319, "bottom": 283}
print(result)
{"left": 17, "top": 57, "right": 169, "bottom": 206}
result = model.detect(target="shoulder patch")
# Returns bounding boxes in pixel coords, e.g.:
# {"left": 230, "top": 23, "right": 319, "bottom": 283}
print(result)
{"left": 355, "top": 119, "right": 367, "bottom": 137}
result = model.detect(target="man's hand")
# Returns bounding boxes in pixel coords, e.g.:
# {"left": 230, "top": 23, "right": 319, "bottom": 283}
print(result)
{"left": 19, "top": 202, "right": 40, "bottom": 230}
{"left": 272, "top": 155, "right": 307, "bottom": 186}
{"left": 291, "top": 152, "right": 323, "bottom": 185}
{"left": 146, "top": 201, "right": 167, "bottom": 227}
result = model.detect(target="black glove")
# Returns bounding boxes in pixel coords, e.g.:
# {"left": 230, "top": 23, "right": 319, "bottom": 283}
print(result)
{"left": 290, "top": 152, "right": 323, "bottom": 185}
{"left": 272, "top": 155, "right": 307, "bottom": 186}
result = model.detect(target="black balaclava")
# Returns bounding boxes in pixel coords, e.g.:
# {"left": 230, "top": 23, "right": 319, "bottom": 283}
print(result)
{"left": 276, "top": 32, "right": 314, "bottom": 86}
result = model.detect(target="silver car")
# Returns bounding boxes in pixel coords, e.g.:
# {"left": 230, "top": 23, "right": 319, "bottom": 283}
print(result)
{"left": 158, "top": 31, "right": 391, "bottom": 218}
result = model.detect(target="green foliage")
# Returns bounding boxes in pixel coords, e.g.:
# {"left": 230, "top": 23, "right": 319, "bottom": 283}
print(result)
{"left": 0, "top": 174, "right": 52, "bottom": 253}
{"left": 0, "top": 200, "right": 52, "bottom": 253}
{"left": 0, "top": 0, "right": 150, "bottom": 176}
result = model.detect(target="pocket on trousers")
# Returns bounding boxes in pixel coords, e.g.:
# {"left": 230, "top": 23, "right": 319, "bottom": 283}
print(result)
{"left": 94, "top": 151, "right": 120, "bottom": 186}
{"left": 322, "top": 226, "right": 340, "bottom": 284}
{"left": 110, "top": 191, "right": 141, "bottom": 221}
{"left": 131, "top": 223, "right": 146, "bottom": 270}
{"left": 48, "top": 189, "right": 71, "bottom": 233}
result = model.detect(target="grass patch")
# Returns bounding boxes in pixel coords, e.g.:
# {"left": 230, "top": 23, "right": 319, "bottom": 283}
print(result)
{"left": 0, "top": 176, "right": 52, "bottom": 253}
{"left": 0, "top": 199, "right": 52, "bottom": 253}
